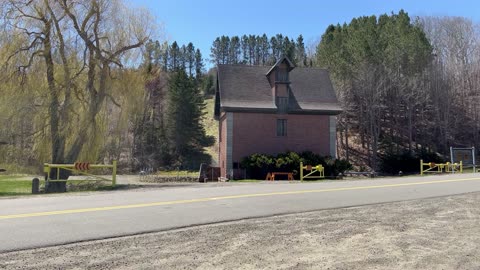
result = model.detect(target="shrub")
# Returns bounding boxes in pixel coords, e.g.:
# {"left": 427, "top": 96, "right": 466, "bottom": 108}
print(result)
{"left": 379, "top": 150, "right": 445, "bottom": 175}
{"left": 240, "top": 153, "right": 275, "bottom": 179}
{"left": 241, "top": 151, "right": 352, "bottom": 179}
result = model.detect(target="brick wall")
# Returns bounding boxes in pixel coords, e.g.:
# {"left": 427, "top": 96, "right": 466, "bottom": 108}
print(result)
{"left": 231, "top": 112, "right": 330, "bottom": 165}
{"left": 218, "top": 112, "right": 227, "bottom": 177}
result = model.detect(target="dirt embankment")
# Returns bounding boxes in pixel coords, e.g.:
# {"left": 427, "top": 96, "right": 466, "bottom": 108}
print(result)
{"left": 2, "top": 192, "right": 480, "bottom": 269}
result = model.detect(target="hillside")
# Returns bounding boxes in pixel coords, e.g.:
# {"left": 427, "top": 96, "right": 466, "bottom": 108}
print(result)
{"left": 202, "top": 97, "right": 219, "bottom": 165}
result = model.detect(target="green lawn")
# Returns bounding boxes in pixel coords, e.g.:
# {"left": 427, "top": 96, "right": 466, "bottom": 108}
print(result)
{"left": 0, "top": 175, "right": 117, "bottom": 196}
{"left": 0, "top": 175, "right": 37, "bottom": 196}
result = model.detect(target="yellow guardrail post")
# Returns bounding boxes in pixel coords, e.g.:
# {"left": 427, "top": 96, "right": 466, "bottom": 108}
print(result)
{"left": 460, "top": 161, "right": 463, "bottom": 173}
{"left": 44, "top": 163, "right": 50, "bottom": 176}
{"left": 420, "top": 159, "right": 423, "bottom": 176}
{"left": 300, "top": 162, "right": 324, "bottom": 181}
{"left": 112, "top": 160, "right": 117, "bottom": 187}
{"left": 318, "top": 165, "right": 324, "bottom": 178}
{"left": 300, "top": 161, "right": 304, "bottom": 182}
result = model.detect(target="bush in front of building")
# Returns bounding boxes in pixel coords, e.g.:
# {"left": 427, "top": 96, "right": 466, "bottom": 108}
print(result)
{"left": 240, "top": 151, "right": 352, "bottom": 180}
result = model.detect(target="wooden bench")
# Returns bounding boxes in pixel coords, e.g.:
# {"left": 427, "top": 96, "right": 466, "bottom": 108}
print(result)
{"left": 266, "top": 172, "right": 294, "bottom": 181}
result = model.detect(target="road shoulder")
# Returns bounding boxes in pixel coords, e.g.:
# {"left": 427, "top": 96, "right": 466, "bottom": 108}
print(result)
{"left": 2, "top": 191, "right": 480, "bottom": 269}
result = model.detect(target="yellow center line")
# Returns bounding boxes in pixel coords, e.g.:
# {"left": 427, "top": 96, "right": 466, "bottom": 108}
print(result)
{"left": 2, "top": 176, "right": 480, "bottom": 220}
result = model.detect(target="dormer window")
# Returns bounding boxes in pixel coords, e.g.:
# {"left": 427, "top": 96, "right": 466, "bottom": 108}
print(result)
{"left": 266, "top": 56, "right": 295, "bottom": 85}
{"left": 276, "top": 96, "right": 288, "bottom": 113}
{"left": 266, "top": 56, "right": 294, "bottom": 114}
{"left": 276, "top": 68, "right": 289, "bottom": 82}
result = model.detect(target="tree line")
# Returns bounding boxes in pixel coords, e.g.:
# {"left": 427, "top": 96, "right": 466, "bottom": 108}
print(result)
{"left": 143, "top": 40, "right": 204, "bottom": 79}
{"left": 316, "top": 11, "right": 480, "bottom": 172}
{"left": 134, "top": 40, "right": 214, "bottom": 170}
{"left": 210, "top": 34, "right": 308, "bottom": 67}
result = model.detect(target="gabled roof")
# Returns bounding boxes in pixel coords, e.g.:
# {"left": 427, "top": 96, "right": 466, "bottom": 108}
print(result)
{"left": 215, "top": 64, "right": 342, "bottom": 117}
{"left": 265, "top": 56, "right": 295, "bottom": 76}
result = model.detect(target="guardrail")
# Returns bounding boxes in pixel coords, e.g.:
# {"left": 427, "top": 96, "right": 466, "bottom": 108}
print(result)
{"left": 420, "top": 159, "right": 462, "bottom": 176}
{"left": 300, "top": 162, "right": 325, "bottom": 181}
{"left": 43, "top": 161, "right": 117, "bottom": 187}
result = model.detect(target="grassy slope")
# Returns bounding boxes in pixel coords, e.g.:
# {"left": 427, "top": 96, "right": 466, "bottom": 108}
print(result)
{"left": 202, "top": 97, "right": 219, "bottom": 166}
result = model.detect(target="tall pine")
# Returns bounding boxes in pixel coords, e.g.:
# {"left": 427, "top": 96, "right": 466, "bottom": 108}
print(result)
{"left": 166, "top": 70, "right": 214, "bottom": 168}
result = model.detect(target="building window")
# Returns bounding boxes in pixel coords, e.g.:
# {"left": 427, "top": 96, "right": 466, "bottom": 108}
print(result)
{"left": 276, "top": 96, "right": 288, "bottom": 113}
{"left": 276, "top": 69, "right": 289, "bottom": 82}
{"left": 277, "top": 119, "right": 287, "bottom": 136}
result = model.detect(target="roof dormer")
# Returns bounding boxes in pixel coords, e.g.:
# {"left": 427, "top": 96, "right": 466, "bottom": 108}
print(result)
{"left": 266, "top": 56, "right": 295, "bottom": 85}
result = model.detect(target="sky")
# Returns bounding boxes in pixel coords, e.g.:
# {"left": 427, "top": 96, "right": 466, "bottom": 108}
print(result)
{"left": 129, "top": 0, "right": 480, "bottom": 66}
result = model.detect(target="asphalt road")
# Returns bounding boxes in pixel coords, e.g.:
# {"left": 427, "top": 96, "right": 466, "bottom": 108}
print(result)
{"left": 2, "top": 173, "right": 480, "bottom": 253}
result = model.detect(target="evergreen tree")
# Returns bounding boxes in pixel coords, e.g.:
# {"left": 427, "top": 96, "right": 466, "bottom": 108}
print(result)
{"left": 169, "top": 41, "right": 180, "bottom": 70}
{"left": 186, "top": 43, "right": 195, "bottom": 77}
{"left": 248, "top": 35, "right": 257, "bottom": 65}
{"left": 258, "top": 34, "right": 270, "bottom": 65}
{"left": 295, "top": 35, "right": 307, "bottom": 67}
{"left": 283, "top": 36, "right": 295, "bottom": 61}
{"left": 195, "top": 48, "right": 204, "bottom": 80}
{"left": 179, "top": 44, "right": 187, "bottom": 71}
{"left": 241, "top": 35, "right": 249, "bottom": 64}
{"left": 274, "top": 34, "right": 284, "bottom": 59}
{"left": 270, "top": 36, "right": 279, "bottom": 62}
{"left": 210, "top": 37, "right": 222, "bottom": 65}
{"left": 220, "top": 35, "right": 230, "bottom": 64}
{"left": 166, "top": 70, "right": 214, "bottom": 168}
{"left": 229, "top": 36, "right": 241, "bottom": 64}
{"left": 161, "top": 41, "right": 169, "bottom": 72}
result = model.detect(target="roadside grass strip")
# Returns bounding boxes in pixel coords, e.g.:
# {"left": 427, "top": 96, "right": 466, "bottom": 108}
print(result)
{"left": 0, "top": 176, "right": 33, "bottom": 196}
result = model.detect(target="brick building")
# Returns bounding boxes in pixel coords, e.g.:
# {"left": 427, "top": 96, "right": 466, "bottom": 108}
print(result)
{"left": 214, "top": 56, "right": 342, "bottom": 178}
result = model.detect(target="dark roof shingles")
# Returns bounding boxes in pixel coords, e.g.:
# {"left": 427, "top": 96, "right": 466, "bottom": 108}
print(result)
{"left": 217, "top": 65, "right": 341, "bottom": 115}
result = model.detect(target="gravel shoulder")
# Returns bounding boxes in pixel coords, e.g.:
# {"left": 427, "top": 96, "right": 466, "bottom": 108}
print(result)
{"left": 2, "top": 192, "right": 480, "bottom": 269}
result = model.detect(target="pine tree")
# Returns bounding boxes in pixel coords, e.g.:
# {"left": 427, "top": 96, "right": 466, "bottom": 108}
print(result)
{"left": 166, "top": 70, "right": 214, "bottom": 168}
{"left": 169, "top": 41, "right": 180, "bottom": 71}
{"left": 229, "top": 36, "right": 241, "bottom": 64}
{"left": 195, "top": 49, "right": 204, "bottom": 81}
{"left": 161, "top": 41, "right": 169, "bottom": 72}
{"left": 283, "top": 36, "right": 295, "bottom": 61}
{"left": 186, "top": 42, "right": 195, "bottom": 77}
{"left": 220, "top": 36, "right": 230, "bottom": 64}
{"left": 258, "top": 34, "right": 270, "bottom": 65}
{"left": 210, "top": 37, "right": 222, "bottom": 65}
{"left": 241, "top": 35, "right": 249, "bottom": 64}
{"left": 295, "top": 35, "right": 307, "bottom": 67}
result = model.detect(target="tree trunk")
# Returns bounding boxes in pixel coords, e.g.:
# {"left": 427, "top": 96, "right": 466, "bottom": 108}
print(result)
{"left": 44, "top": 21, "right": 67, "bottom": 192}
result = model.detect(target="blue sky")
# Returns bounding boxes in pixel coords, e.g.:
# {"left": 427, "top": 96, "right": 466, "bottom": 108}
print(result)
{"left": 130, "top": 0, "right": 479, "bottom": 66}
